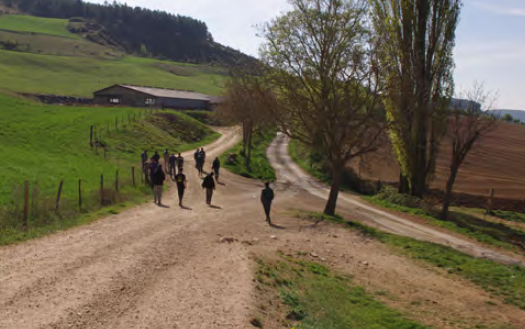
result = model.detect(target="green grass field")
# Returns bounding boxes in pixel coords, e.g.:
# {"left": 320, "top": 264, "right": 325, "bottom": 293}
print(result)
{"left": 0, "top": 15, "right": 81, "bottom": 39}
{"left": 0, "top": 50, "right": 225, "bottom": 96}
{"left": 0, "top": 93, "right": 218, "bottom": 205}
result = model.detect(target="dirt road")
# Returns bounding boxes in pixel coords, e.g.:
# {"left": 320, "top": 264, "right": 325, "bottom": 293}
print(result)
{"left": 2, "top": 129, "right": 525, "bottom": 329}
{"left": 268, "top": 132, "right": 525, "bottom": 266}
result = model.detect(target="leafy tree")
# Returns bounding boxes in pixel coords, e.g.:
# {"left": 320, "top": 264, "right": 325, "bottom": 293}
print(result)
{"left": 370, "top": 0, "right": 462, "bottom": 197}
{"left": 441, "top": 82, "right": 497, "bottom": 220}
{"left": 502, "top": 113, "right": 514, "bottom": 122}
{"left": 261, "top": 0, "right": 384, "bottom": 215}
{"left": 218, "top": 69, "right": 275, "bottom": 169}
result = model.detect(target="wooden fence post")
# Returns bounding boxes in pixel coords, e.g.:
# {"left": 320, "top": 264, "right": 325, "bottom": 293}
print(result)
{"left": 55, "top": 180, "right": 64, "bottom": 213}
{"left": 90, "top": 125, "right": 94, "bottom": 148}
{"left": 23, "top": 180, "right": 29, "bottom": 228}
{"left": 487, "top": 188, "right": 495, "bottom": 214}
{"left": 115, "top": 170, "right": 119, "bottom": 192}
{"left": 100, "top": 174, "right": 104, "bottom": 205}
{"left": 115, "top": 117, "right": 118, "bottom": 131}
{"left": 78, "top": 179, "right": 82, "bottom": 211}
{"left": 132, "top": 167, "right": 136, "bottom": 187}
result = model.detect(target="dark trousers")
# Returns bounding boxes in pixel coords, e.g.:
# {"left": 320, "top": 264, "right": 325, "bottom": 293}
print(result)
{"left": 214, "top": 168, "right": 220, "bottom": 181}
{"left": 262, "top": 201, "right": 272, "bottom": 221}
{"left": 206, "top": 188, "right": 214, "bottom": 205}
{"left": 177, "top": 186, "right": 185, "bottom": 204}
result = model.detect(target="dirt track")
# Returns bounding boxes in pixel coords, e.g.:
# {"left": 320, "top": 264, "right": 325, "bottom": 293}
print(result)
{"left": 2, "top": 129, "right": 525, "bottom": 329}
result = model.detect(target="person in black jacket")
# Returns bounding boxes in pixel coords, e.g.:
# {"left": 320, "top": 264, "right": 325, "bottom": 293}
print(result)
{"left": 201, "top": 172, "right": 216, "bottom": 206}
{"left": 261, "top": 182, "right": 275, "bottom": 224}
{"left": 153, "top": 165, "right": 166, "bottom": 205}
{"left": 212, "top": 157, "right": 221, "bottom": 182}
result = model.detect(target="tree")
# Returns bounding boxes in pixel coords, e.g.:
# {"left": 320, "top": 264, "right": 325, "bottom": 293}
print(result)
{"left": 502, "top": 113, "right": 514, "bottom": 122}
{"left": 261, "top": 0, "right": 384, "bottom": 215}
{"left": 441, "top": 82, "right": 497, "bottom": 220}
{"left": 217, "top": 69, "right": 275, "bottom": 169}
{"left": 370, "top": 0, "right": 462, "bottom": 197}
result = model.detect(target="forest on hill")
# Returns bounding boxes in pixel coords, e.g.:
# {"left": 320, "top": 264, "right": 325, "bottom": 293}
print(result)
{"left": 0, "top": 0, "right": 253, "bottom": 65}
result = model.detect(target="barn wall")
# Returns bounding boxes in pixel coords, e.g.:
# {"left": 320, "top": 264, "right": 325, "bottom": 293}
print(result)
{"left": 93, "top": 86, "right": 157, "bottom": 107}
{"left": 159, "top": 98, "right": 209, "bottom": 110}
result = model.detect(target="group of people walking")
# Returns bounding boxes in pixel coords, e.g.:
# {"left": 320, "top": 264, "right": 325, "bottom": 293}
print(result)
{"left": 140, "top": 147, "right": 275, "bottom": 223}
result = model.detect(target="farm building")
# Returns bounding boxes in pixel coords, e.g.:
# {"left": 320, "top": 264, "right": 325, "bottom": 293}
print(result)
{"left": 93, "top": 84, "right": 221, "bottom": 110}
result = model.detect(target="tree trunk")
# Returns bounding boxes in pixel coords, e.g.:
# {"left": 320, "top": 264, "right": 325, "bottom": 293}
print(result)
{"left": 399, "top": 173, "right": 409, "bottom": 194}
{"left": 441, "top": 167, "right": 458, "bottom": 220}
{"left": 245, "top": 130, "right": 253, "bottom": 169}
{"left": 324, "top": 162, "right": 343, "bottom": 216}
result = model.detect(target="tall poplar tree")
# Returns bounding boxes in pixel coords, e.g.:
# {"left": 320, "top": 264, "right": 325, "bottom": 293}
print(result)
{"left": 370, "top": 0, "right": 462, "bottom": 197}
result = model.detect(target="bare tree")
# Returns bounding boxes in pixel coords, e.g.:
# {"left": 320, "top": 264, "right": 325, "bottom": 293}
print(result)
{"left": 217, "top": 69, "right": 275, "bottom": 168}
{"left": 370, "top": 0, "right": 462, "bottom": 197}
{"left": 441, "top": 82, "right": 497, "bottom": 220}
{"left": 260, "top": 0, "right": 384, "bottom": 215}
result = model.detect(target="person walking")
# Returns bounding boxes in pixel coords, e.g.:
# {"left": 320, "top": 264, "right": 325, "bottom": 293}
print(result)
{"left": 153, "top": 165, "right": 166, "bottom": 205}
{"left": 163, "top": 149, "right": 169, "bottom": 172}
{"left": 194, "top": 149, "right": 200, "bottom": 169}
{"left": 201, "top": 172, "right": 216, "bottom": 206}
{"left": 153, "top": 151, "right": 160, "bottom": 163}
{"left": 169, "top": 153, "right": 177, "bottom": 177}
{"left": 212, "top": 157, "right": 221, "bottom": 182}
{"left": 149, "top": 157, "right": 158, "bottom": 187}
{"left": 174, "top": 168, "right": 187, "bottom": 207}
{"left": 261, "top": 182, "right": 275, "bottom": 224}
{"left": 141, "top": 150, "right": 148, "bottom": 170}
{"left": 176, "top": 153, "right": 184, "bottom": 173}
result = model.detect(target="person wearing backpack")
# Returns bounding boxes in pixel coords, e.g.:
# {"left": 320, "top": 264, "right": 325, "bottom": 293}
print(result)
{"left": 201, "top": 172, "right": 216, "bottom": 206}
{"left": 260, "top": 182, "right": 275, "bottom": 224}
{"left": 153, "top": 165, "right": 166, "bottom": 205}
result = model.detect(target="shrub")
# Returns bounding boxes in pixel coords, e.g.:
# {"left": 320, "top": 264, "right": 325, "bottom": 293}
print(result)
{"left": 375, "top": 186, "right": 422, "bottom": 208}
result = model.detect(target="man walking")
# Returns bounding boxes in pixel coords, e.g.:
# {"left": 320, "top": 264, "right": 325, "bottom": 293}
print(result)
{"left": 169, "top": 153, "right": 177, "bottom": 177}
{"left": 141, "top": 150, "right": 148, "bottom": 170}
{"left": 175, "top": 168, "right": 187, "bottom": 207}
{"left": 153, "top": 165, "right": 166, "bottom": 205}
{"left": 176, "top": 153, "right": 184, "bottom": 173}
{"left": 201, "top": 172, "right": 216, "bottom": 206}
{"left": 212, "top": 157, "right": 221, "bottom": 182}
{"left": 153, "top": 151, "right": 160, "bottom": 163}
{"left": 261, "top": 182, "right": 275, "bottom": 224}
{"left": 164, "top": 148, "right": 169, "bottom": 172}
{"left": 148, "top": 157, "right": 158, "bottom": 187}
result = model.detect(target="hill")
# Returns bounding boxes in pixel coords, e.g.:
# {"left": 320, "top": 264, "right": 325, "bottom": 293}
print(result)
{"left": 0, "top": 49, "right": 226, "bottom": 97}
{"left": 489, "top": 109, "right": 525, "bottom": 122}
{"left": 0, "top": 0, "right": 254, "bottom": 65}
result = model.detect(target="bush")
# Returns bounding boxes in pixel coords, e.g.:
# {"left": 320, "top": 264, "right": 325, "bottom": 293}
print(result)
{"left": 375, "top": 186, "right": 422, "bottom": 208}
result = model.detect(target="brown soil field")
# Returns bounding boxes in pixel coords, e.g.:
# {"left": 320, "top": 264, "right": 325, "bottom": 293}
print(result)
{"left": 353, "top": 121, "right": 525, "bottom": 202}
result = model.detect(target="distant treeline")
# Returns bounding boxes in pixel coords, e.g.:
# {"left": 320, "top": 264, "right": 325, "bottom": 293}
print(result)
{"left": 1, "top": 0, "right": 253, "bottom": 65}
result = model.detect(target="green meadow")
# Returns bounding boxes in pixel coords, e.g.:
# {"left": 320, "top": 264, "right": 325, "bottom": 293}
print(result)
{"left": 0, "top": 15, "right": 81, "bottom": 39}
{"left": 0, "top": 50, "right": 226, "bottom": 96}
{"left": 0, "top": 93, "right": 219, "bottom": 205}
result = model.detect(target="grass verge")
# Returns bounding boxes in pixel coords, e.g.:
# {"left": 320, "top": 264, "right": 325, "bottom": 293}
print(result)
{"left": 220, "top": 130, "right": 276, "bottom": 181}
{"left": 255, "top": 253, "right": 431, "bottom": 329}
{"left": 296, "top": 211, "right": 525, "bottom": 311}
{"left": 366, "top": 189, "right": 525, "bottom": 253}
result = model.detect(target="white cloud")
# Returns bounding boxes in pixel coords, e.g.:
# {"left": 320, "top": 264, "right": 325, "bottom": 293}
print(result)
{"left": 473, "top": 0, "right": 525, "bottom": 16}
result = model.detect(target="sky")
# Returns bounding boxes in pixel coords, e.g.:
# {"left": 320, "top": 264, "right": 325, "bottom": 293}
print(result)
{"left": 88, "top": 0, "right": 525, "bottom": 110}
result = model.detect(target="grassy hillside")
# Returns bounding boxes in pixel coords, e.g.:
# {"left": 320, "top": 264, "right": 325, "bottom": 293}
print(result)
{"left": 0, "top": 93, "right": 219, "bottom": 205}
{"left": 0, "top": 50, "right": 226, "bottom": 96}
{"left": 0, "top": 15, "right": 80, "bottom": 39}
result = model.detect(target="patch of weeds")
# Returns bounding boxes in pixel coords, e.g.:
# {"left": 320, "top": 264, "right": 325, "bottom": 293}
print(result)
{"left": 255, "top": 255, "right": 431, "bottom": 329}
